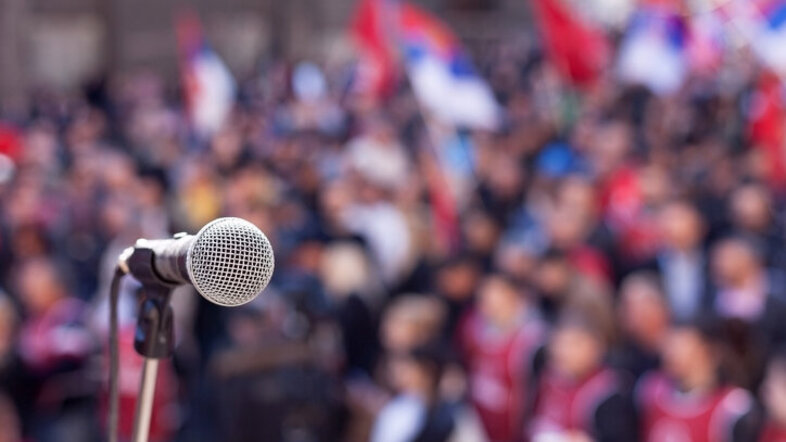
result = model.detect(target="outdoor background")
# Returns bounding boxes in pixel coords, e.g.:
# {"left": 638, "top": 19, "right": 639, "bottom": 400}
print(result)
{"left": 2, "top": 0, "right": 786, "bottom": 441}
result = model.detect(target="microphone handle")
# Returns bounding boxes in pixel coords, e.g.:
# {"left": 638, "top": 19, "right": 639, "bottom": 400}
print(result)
{"left": 144, "top": 235, "right": 195, "bottom": 285}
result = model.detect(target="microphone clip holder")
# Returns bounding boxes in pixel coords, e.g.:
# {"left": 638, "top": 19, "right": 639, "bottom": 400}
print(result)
{"left": 122, "top": 245, "right": 180, "bottom": 442}
{"left": 120, "top": 243, "right": 178, "bottom": 359}
{"left": 134, "top": 283, "right": 175, "bottom": 359}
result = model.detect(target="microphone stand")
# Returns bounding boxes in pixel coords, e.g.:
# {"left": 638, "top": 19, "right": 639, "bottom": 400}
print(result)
{"left": 119, "top": 244, "right": 177, "bottom": 442}
{"left": 131, "top": 284, "right": 174, "bottom": 442}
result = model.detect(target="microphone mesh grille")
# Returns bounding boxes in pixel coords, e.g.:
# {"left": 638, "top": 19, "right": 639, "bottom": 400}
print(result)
{"left": 187, "top": 217, "right": 274, "bottom": 306}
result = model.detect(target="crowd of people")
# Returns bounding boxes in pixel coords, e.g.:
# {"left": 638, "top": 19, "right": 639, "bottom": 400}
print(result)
{"left": 2, "top": 24, "right": 786, "bottom": 442}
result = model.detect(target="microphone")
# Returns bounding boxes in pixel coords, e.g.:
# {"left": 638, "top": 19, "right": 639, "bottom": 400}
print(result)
{"left": 118, "top": 217, "right": 275, "bottom": 307}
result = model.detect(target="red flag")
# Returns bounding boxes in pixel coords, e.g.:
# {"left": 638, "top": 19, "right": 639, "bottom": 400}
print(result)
{"left": 350, "top": 0, "right": 397, "bottom": 98}
{"left": 0, "top": 123, "right": 21, "bottom": 161}
{"left": 531, "top": 0, "right": 610, "bottom": 88}
{"left": 748, "top": 71, "right": 786, "bottom": 188}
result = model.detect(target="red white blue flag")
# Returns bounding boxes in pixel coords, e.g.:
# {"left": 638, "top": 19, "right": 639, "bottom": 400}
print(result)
{"left": 397, "top": 3, "right": 499, "bottom": 130}
{"left": 176, "top": 11, "right": 236, "bottom": 136}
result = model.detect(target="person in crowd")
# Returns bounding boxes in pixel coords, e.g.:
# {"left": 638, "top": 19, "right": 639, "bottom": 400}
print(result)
{"left": 345, "top": 295, "right": 449, "bottom": 442}
{"left": 382, "top": 295, "right": 447, "bottom": 355}
{"left": 433, "top": 255, "right": 482, "bottom": 337}
{"left": 532, "top": 250, "right": 572, "bottom": 324}
{"left": 760, "top": 349, "right": 786, "bottom": 441}
{"left": 613, "top": 271, "right": 670, "bottom": 379}
{"left": 529, "top": 293, "right": 637, "bottom": 442}
{"left": 320, "top": 240, "right": 381, "bottom": 376}
{"left": 0, "top": 292, "right": 18, "bottom": 387}
{"left": 637, "top": 318, "right": 759, "bottom": 442}
{"left": 458, "top": 273, "right": 544, "bottom": 442}
{"left": 13, "top": 258, "right": 97, "bottom": 442}
{"left": 728, "top": 183, "right": 786, "bottom": 271}
{"left": 711, "top": 236, "right": 786, "bottom": 344}
{"left": 652, "top": 200, "right": 711, "bottom": 321}
{"left": 711, "top": 236, "right": 786, "bottom": 389}
{"left": 0, "top": 392, "right": 21, "bottom": 442}
{"left": 0, "top": 293, "right": 23, "bottom": 441}
{"left": 371, "top": 343, "right": 458, "bottom": 442}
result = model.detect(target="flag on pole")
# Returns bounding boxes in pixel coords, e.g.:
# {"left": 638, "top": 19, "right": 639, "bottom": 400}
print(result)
{"left": 748, "top": 1, "right": 786, "bottom": 77}
{"left": 0, "top": 123, "right": 19, "bottom": 184}
{"left": 617, "top": 5, "right": 689, "bottom": 94}
{"left": 175, "top": 11, "right": 236, "bottom": 136}
{"left": 531, "top": 0, "right": 611, "bottom": 89}
{"left": 397, "top": 3, "right": 499, "bottom": 130}
{"left": 748, "top": 70, "right": 786, "bottom": 187}
{"left": 350, "top": 0, "right": 397, "bottom": 98}
{"left": 686, "top": 11, "right": 727, "bottom": 75}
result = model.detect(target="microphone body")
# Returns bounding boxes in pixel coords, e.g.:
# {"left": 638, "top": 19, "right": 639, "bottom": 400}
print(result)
{"left": 119, "top": 217, "right": 275, "bottom": 306}
{"left": 143, "top": 235, "right": 195, "bottom": 285}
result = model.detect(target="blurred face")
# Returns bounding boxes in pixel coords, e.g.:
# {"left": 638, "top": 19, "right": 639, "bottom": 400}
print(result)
{"left": 17, "top": 260, "right": 63, "bottom": 315}
{"left": 590, "top": 122, "right": 631, "bottom": 177}
{"left": 0, "top": 396, "right": 20, "bottom": 442}
{"left": 496, "top": 245, "right": 536, "bottom": 283}
{"left": 558, "top": 178, "right": 596, "bottom": 220}
{"left": 478, "top": 277, "right": 523, "bottom": 329}
{"left": 763, "top": 360, "right": 786, "bottom": 425}
{"left": 0, "top": 303, "right": 14, "bottom": 356}
{"left": 731, "top": 185, "right": 771, "bottom": 232}
{"left": 320, "top": 180, "right": 352, "bottom": 225}
{"left": 548, "top": 206, "right": 589, "bottom": 249}
{"left": 464, "top": 212, "right": 500, "bottom": 255}
{"left": 619, "top": 279, "right": 669, "bottom": 348}
{"left": 711, "top": 240, "right": 758, "bottom": 287}
{"left": 388, "top": 355, "right": 431, "bottom": 394}
{"left": 536, "top": 258, "right": 570, "bottom": 299}
{"left": 436, "top": 263, "right": 479, "bottom": 301}
{"left": 549, "top": 326, "right": 603, "bottom": 379}
{"left": 382, "top": 314, "right": 421, "bottom": 353}
{"left": 658, "top": 203, "right": 703, "bottom": 251}
{"left": 662, "top": 328, "right": 713, "bottom": 385}
{"left": 211, "top": 128, "right": 243, "bottom": 167}
{"left": 639, "top": 166, "right": 671, "bottom": 206}
{"left": 486, "top": 152, "right": 523, "bottom": 199}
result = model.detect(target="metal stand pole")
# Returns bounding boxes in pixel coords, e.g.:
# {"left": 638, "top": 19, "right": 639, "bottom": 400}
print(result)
{"left": 129, "top": 283, "right": 175, "bottom": 442}
{"left": 131, "top": 359, "right": 160, "bottom": 442}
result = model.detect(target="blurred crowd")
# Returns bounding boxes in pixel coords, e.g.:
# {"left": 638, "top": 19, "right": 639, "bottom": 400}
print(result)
{"left": 2, "top": 26, "right": 786, "bottom": 442}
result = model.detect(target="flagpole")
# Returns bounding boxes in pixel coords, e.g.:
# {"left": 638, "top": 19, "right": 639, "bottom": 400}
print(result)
{"left": 417, "top": 107, "right": 463, "bottom": 254}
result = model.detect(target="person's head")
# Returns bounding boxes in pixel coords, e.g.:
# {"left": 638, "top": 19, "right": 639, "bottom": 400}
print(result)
{"left": 477, "top": 274, "right": 528, "bottom": 330}
{"left": 730, "top": 183, "right": 772, "bottom": 233}
{"left": 589, "top": 120, "right": 632, "bottom": 178}
{"left": 0, "top": 295, "right": 18, "bottom": 357}
{"left": 320, "top": 241, "right": 375, "bottom": 300}
{"left": 618, "top": 272, "right": 670, "bottom": 350}
{"left": 463, "top": 209, "right": 501, "bottom": 258}
{"left": 549, "top": 315, "right": 606, "bottom": 380}
{"left": 0, "top": 393, "right": 20, "bottom": 442}
{"left": 557, "top": 176, "right": 598, "bottom": 221}
{"left": 658, "top": 200, "right": 705, "bottom": 251}
{"left": 547, "top": 204, "right": 592, "bottom": 250}
{"left": 14, "top": 257, "right": 67, "bottom": 316}
{"left": 549, "top": 292, "right": 614, "bottom": 379}
{"left": 762, "top": 349, "right": 786, "bottom": 426}
{"left": 534, "top": 249, "right": 571, "bottom": 300}
{"left": 387, "top": 342, "right": 446, "bottom": 397}
{"left": 484, "top": 150, "right": 524, "bottom": 201}
{"left": 435, "top": 255, "right": 481, "bottom": 302}
{"left": 711, "top": 237, "right": 764, "bottom": 288}
{"left": 381, "top": 296, "right": 446, "bottom": 354}
{"left": 662, "top": 318, "right": 722, "bottom": 392}
{"left": 494, "top": 242, "right": 538, "bottom": 284}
